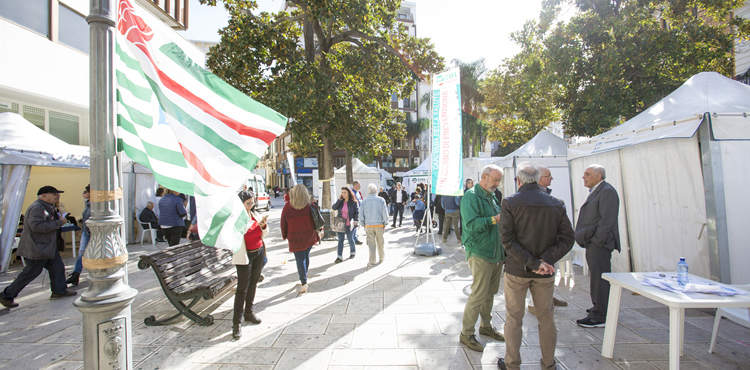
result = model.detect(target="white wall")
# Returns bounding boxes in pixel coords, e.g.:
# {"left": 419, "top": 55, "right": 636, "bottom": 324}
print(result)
{"left": 736, "top": 3, "right": 750, "bottom": 76}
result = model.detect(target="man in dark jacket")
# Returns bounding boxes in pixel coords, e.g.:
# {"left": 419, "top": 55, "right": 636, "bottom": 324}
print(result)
{"left": 0, "top": 186, "right": 76, "bottom": 308}
{"left": 389, "top": 183, "right": 408, "bottom": 227}
{"left": 378, "top": 187, "right": 391, "bottom": 215}
{"left": 497, "top": 163, "right": 574, "bottom": 370}
{"left": 575, "top": 164, "right": 620, "bottom": 329}
{"left": 139, "top": 201, "right": 165, "bottom": 242}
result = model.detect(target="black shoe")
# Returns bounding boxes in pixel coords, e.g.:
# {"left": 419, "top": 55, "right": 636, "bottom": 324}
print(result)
{"left": 244, "top": 311, "right": 261, "bottom": 324}
{"left": 586, "top": 308, "right": 591, "bottom": 314}
{"left": 355, "top": 241, "right": 363, "bottom": 245}
{"left": 66, "top": 272, "right": 80, "bottom": 286}
{"left": 391, "top": 224, "right": 396, "bottom": 228}
{"left": 335, "top": 257, "right": 343, "bottom": 263}
{"left": 497, "top": 358, "right": 507, "bottom": 370}
{"left": 0, "top": 296, "right": 18, "bottom": 308}
{"left": 349, "top": 254, "right": 356, "bottom": 259}
{"left": 232, "top": 324, "right": 242, "bottom": 340}
{"left": 50, "top": 291, "right": 77, "bottom": 300}
{"left": 398, "top": 223, "right": 402, "bottom": 227}
{"left": 576, "top": 317, "right": 605, "bottom": 328}
{"left": 437, "top": 232, "right": 442, "bottom": 235}
{"left": 258, "top": 274, "right": 265, "bottom": 283}
{"left": 156, "top": 238, "right": 167, "bottom": 243}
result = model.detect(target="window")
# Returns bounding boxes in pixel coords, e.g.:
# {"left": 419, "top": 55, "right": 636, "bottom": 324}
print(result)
{"left": 335, "top": 157, "right": 345, "bottom": 168}
{"left": 393, "top": 138, "right": 410, "bottom": 150}
{"left": 49, "top": 110, "right": 80, "bottom": 144}
{"left": 0, "top": 101, "right": 18, "bottom": 114}
{"left": 394, "top": 158, "right": 408, "bottom": 167}
{"left": 59, "top": 4, "right": 89, "bottom": 54}
{"left": 0, "top": 0, "right": 49, "bottom": 37}
{"left": 23, "top": 105, "right": 45, "bottom": 130}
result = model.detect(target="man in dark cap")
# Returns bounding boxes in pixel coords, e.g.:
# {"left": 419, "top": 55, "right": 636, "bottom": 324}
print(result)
{"left": 0, "top": 186, "right": 77, "bottom": 308}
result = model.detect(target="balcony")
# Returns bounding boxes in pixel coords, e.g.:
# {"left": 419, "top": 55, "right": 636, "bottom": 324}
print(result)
{"left": 396, "top": 13, "right": 414, "bottom": 22}
{"left": 135, "top": 0, "right": 189, "bottom": 30}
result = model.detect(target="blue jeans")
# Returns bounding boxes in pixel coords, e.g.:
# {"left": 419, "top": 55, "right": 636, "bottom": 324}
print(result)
{"left": 337, "top": 225, "right": 356, "bottom": 258}
{"left": 293, "top": 246, "right": 312, "bottom": 285}
{"left": 73, "top": 231, "right": 90, "bottom": 274}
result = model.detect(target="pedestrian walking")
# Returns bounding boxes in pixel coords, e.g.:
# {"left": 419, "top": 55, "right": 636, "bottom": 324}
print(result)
{"left": 458, "top": 167, "right": 505, "bottom": 352}
{"left": 441, "top": 194, "right": 461, "bottom": 244}
{"left": 412, "top": 194, "right": 426, "bottom": 233}
{"left": 389, "top": 183, "right": 407, "bottom": 227}
{"left": 231, "top": 190, "right": 268, "bottom": 340}
{"left": 281, "top": 184, "right": 321, "bottom": 294}
{"left": 331, "top": 187, "right": 359, "bottom": 263}
{"left": 497, "top": 162, "right": 574, "bottom": 370}
{"left": 360, "top": 184, "right": 389, "bottom": 266}
{"left": 66, "top": 185, "right": 92, "bottom": 286}
{"left": 0, "top": 186, "right": 76, "bottom": 308}
{"left": 158, "top": 188, "right": 187, "bottom": 246}
{"left": 351, "top": 181, "right": 364, "bottom": 245}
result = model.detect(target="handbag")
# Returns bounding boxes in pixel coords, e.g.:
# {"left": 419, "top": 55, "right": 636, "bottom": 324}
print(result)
{"left": 331, "top": 215, "right": 347, "bottom": 233}
{"left": 310, "top": 203, "right": 325, "bottom": 230}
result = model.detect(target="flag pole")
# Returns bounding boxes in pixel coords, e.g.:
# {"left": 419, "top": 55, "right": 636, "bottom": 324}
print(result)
{"left": 75, "top": 1, "right": 137, "bottom": 369}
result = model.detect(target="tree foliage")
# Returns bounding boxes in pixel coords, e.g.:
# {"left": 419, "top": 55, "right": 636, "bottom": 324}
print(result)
{"left": 202, "top": 0, "right": 444, "bottom": 206}
{"left": 544, "top": 0, "right": 750, "bottom": 137}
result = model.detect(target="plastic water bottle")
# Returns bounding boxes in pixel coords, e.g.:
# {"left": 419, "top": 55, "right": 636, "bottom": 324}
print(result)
{"left": 677, "top": 257, "right": 689, "bottom": 286}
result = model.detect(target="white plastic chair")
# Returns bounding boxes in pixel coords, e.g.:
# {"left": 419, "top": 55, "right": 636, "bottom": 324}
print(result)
{"left": 570, "top": 244, "right": 588, "bottom": 276}
{"left": 136, "top": 209, "right": 157, "bottom": 245}
{"left": 708, "top": 284, "right": 750, "bottom": 353}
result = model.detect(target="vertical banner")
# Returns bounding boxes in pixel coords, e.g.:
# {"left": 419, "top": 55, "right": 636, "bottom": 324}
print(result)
{"left": 286, "top": 151, "right": 297, "bottom": 185}
{"left": 431, "top": 68, "right": 463, "bottom": 195}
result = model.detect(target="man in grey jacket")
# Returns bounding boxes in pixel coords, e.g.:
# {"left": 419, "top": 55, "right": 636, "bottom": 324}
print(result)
{"left": 360, "top": 184, "right": 389, "bottom": 266}
{"left": 0, "top": 186, "right": 77, "bottom": 308}
{"left": 575, "top": 164, "right": 620, "bottom": 328}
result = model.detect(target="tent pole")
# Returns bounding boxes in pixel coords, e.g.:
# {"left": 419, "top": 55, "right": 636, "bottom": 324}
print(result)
{"left": 617, "top": 150, "right": 636, "bottom": 273}
{"left": 698, "top": 113, "right": 731, "bottom": 283}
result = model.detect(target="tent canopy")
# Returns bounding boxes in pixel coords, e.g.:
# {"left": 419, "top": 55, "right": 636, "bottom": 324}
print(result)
{"left": 569, "top": 72, "right": 750, "bottom": 160}
{"left": 402, "top": 159, "right": 430, "bottom": 177}
{"left": 0, "top": 112, "right": 89, "bottom": 167}
{"left": 496, "top": 130, "right": 568, "bottom": 168}
{"left": 335, "top": 158, "right": 380, "bottom": 175}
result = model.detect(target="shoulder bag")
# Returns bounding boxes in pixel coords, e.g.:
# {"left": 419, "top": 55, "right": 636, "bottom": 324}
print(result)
{"left": 310, "top": 203, "right": 325, "bottom": 230}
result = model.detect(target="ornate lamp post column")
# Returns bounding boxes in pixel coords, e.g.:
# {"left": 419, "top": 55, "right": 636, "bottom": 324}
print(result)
{"left": 75, "top": 0, "right": 138, "bottom": 369}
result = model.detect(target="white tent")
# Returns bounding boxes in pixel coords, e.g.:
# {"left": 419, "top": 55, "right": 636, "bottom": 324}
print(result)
{"left": 496, "top": 130, "right": 574, "bottom": 221}
{"left": 334, "top": 159, "right": 381, "bottom": 195}
{"left": 0, "top": 113, "right": 90, "bottom": 273}
{"left": 463, "top": 157, "right": 501, "bottom": 187}
{"left": 567, "top": 72, "right": 750, "bottom": 283}
{"left": 401, "top": 160, "right": 430, "bottom": 194}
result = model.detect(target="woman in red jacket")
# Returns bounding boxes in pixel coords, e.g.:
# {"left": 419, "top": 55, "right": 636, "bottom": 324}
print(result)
{"left": 281, "top": 184, "right": 321, "bottom": 294}
{"left": 231, "top": 190, "right": 268, "bottom": 340}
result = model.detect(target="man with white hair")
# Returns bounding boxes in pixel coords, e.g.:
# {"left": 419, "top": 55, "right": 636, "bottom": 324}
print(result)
{"left": 497, "top": 162, "right": 574, "bottom": 370}
{"left": 575, "top": 164, "right": 620, "bottom": 328}
{"left": 360, "top": 183, "right": 389, "bottom": 266}
{"left": 459, "top": 165, "right": 505, "bottom": 352}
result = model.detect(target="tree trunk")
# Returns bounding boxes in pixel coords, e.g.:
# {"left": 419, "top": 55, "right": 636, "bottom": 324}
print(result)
{"left": 319, "top": 137, "right": 335, "bottom": 209}
{"left": 345, "top": 152, "right": 353, "bottom": 185}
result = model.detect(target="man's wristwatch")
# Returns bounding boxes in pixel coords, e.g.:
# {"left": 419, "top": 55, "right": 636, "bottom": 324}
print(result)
{"left": 491, "top": 217, "right": 497, "bottom": 225}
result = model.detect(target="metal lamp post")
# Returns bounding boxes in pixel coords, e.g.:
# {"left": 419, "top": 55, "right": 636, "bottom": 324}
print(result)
{"left": 414, "top": 138, "right": 420, "bottom": 164}
{"left": 75, "top": 0, "right": 138, "bottom": 369}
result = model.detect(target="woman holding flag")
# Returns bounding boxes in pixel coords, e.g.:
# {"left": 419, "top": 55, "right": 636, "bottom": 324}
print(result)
{"left": 231, "top": 190, "right": 269, "bottom": 340}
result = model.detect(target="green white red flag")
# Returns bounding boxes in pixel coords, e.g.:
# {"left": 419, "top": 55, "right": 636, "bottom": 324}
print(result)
{"left": 115, "top": 0, "right": 287, "bottom": 252}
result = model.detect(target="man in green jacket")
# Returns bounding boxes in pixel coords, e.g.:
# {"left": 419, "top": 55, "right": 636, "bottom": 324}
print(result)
{"left": 459, "top": 164, "right": 505, "bottom": 352}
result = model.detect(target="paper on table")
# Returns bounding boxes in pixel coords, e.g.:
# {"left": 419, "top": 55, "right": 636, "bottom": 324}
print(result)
{"left": 641, "top": 274, "right": 748, "bottom": 296}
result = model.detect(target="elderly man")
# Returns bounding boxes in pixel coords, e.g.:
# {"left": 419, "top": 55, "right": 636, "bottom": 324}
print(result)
{"left": 575, "top": 164, "right": 620, "bottom": 328}
{"left": 360, "top": 184, "right": 390, "bottom": 266}
{"left": 390, "top": 182, "right": 408, "bottom": 227}
{"left": 459, "top": 165, "right": 505, "bottom": 352}
{"left": 497, "top": 163, "right": 575, "bottom": 370}
{"left": 0, "top": 186, "right": 77, "bottom": 308}
{"left": 527, "top": 167, "right": 568, "bottom": 314}
{"left": 139, "top": 201, "right": 166, "bottom": 243}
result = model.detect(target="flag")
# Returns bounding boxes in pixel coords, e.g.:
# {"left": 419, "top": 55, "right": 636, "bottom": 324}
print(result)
{"left": 115, "top": 0, "right": 287, "bottom": 252}
{"left": 431, "top": 68, "right": 463, "bottom": 195}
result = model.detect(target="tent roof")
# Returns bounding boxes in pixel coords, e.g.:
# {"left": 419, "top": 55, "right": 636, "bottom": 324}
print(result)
{"left": 403, "top": 158, "right": 430, "bottom": 176}
{"left": 335, "top": 158, "right": 380, "bottom": 175}
{"left": 568, "top": 72, "right": 750, "bottom": 160}
{"left": 497, "top": 130, "right": 569, "bottom": 168}
{"left": 0, "top": 113, "right": 89, "bottom": 167}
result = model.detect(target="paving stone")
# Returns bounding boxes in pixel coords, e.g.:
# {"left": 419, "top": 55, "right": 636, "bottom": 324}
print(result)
{"left": 281, "top": 313, "right": 331, "bottom": 335}
{"left": 398, "top": 334, "right": 461, "bottom": 348}
{"left": 41, "top": 360, "right": 83, "bottom": 370}
{"left": 328, "top": 349, "right": 417, "bottom": 366}
{"left": 134, "top": 345, "right": 207, "bottom": 370}
{"left": 347, "top": 297, "right": 384, "bottom": 314}
{"left": 650, "top": 360, "right": 717, "bottom": 370}
{"left": 614, "top": 361, "right": 660, "bottom": 370}
{"left": 352, "top": 323, "right": 399, "bottom": 348}
{"left": 196, "top": 347, "right": 284, "bottom": 365}
{"left": 0, "top": 342, "right": 41, "bottom": 360}
{"left": 395, "top": 313, "right": 442, "bottom": 335}
{"left": 554, "top": 345, "right": 622, "bottom": 370}
{"left": 273, "top": 333, "right": 353, "bottom": 349}
{"left": 3, "top": 318, "right": 79, "bottom": 343}
{"left": 591, "top": 343, "right": 696, "bottom": 362}
{"left": 272, "top": 348, "right": 333, "bottom": 370}
{"left": 585, "top": 324, "right": 650, "bottom": 344}
{"left": 415, "top": 348, "right": 472, "bottom": 369}
{"left": 330, "top": 313, "right": 396, "bottom": 324}
{"left": 633, "top": 322, "right": 714, "bottom": 344}
{"left": 679, "top": 342, "right": 750, "bottom": 370}
{"left": 0, "top": 343, "right": 79, "bottom": 369}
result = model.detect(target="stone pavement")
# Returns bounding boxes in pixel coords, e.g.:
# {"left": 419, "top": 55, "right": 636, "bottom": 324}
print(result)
{"left": 1, "top": 196, "right": 749, "bottom": 370}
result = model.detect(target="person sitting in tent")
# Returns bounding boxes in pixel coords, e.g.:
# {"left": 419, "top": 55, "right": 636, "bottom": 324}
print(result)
{"left": 139, "top": 201, "right": 165, "bottom": 243}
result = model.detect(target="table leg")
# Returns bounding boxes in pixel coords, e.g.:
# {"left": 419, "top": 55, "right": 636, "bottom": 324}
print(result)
{"left": 679, "top": 307, "right": 685, "bottom": 355}
{"left": 669, "top": 306, "right": 682, "bottom": 370}
{"left": 71, "top": 232, "right": 77, "bottom": 259}
{"left": 601, "top": 284, "right": 622, "bottom": 358}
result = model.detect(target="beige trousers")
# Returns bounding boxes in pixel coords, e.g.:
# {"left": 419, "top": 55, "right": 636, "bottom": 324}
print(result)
{"left": 365, "top": 226, "right": 385, "bottom": 264}
{"left": 503, "top": 273, "right": 557, "bottom": 370}
{"left": 461, "top": 256, "right": 504, "bottom": 336}
{"left": 442, "top": 211, "right": 461, "bottom": 242}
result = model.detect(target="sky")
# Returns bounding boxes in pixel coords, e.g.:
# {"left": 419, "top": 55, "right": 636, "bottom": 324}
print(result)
{"left": 177, "top": 0, "right": 577, "bottom": 72}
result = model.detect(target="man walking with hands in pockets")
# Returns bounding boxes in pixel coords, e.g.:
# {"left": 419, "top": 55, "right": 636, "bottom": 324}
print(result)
{"left": 497, "top": 162, "right": 575, "bottom": 370}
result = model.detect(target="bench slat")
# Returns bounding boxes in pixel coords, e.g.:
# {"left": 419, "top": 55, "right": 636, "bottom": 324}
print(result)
{"left": 163, "top": 254, "right": 233, "bottom": 287}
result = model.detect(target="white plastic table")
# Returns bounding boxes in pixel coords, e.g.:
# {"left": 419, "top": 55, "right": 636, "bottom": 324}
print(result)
{"left": 601, "top": 272, "right": 750, "bottom": 370}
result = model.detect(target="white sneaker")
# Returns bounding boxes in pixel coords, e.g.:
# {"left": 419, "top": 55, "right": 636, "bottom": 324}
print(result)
{"left": 299, "top": 284, "right": 308, "bottom": 293}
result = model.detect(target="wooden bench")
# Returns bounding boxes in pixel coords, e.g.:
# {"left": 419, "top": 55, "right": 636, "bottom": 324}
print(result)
{"left": 137, "top": 240, "right": 237, "bottom": 326}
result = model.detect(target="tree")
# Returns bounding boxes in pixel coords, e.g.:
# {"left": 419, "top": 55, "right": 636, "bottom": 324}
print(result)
{"left": 482, "top": 20, "right": 561, "bottom": 148}
{"left": 544, "top": 0, "right": 750, "bottom": 137}
{"left": 451, "top": 59, "right": 489, "bottom": 158}
{"left": 203, "top": 0, "right": 444, "bottom": 207}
